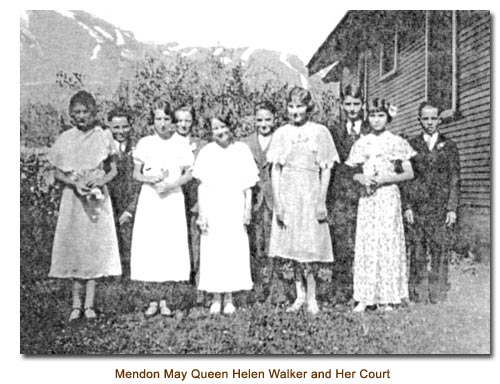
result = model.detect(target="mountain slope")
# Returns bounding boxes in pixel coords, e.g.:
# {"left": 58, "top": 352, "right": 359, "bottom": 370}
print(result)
{"left": 20, "top": 10, "right": 328, "bottom": 106}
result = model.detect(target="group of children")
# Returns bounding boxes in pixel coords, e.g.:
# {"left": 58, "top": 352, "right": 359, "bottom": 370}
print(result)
{"left": 47, "top": 84, "right": 459, "bottom": 321}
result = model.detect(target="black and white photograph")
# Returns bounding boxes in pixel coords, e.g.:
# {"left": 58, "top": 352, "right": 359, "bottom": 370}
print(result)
{"left": 15, "top": 0, "right": 493, "bottom": 370}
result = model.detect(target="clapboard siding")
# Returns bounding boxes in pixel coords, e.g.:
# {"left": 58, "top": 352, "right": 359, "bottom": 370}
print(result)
{"left": 366, "top": 33, "right": 427, "bottom": 138}
{"left": 447, "top": 11, "right": 490, "bottom": 207}
{"left": 335, "top": 11, "right": 490, "bottom": 209}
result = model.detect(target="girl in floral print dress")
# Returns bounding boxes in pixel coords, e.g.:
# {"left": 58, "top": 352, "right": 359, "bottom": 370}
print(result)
{"left": 346, "top": 98, "right": 416, "bottom": 312}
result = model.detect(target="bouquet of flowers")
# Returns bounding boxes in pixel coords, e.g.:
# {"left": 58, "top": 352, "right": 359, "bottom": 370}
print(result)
{"left": 69, "top": 168, "right": 106, "bottom": 222}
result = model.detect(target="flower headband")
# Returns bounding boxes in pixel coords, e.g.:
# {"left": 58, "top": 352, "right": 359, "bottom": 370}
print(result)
{"left": 368, "top": 98, "right": 398, "bottom": 119}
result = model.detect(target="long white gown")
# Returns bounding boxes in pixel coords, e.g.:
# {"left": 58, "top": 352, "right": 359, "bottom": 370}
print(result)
{"left": 130, "top": 133, "right": 193, "bottom": 282}
{"left": 193, "top": 141, "right": 259, "bottom": 293}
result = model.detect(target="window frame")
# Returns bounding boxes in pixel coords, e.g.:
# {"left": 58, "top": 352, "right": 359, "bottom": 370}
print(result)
{"left": 379, "top": 24, "right": 399, "bottom": 80}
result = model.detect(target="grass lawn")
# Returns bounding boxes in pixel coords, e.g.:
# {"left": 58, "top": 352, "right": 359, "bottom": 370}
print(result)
{"left": 20, "top": 259, "right": 490, "bottom": 355}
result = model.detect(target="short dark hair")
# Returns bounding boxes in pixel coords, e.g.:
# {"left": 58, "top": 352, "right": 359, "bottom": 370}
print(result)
{"left": 69, "top": 90, "right": 96, "bottom": 113}
{"left": 340, "top": 84, "right": 364, "bottom": 101}
{"left": 204, "top": 110, "right": 236, "bottom": 132}
{"left": 367, "top": 98, "right": 393, "bottom": 123}
{"left": 107, "top": 107, "right": 133, "bottom": 124}
{"left": 287, "top": 86, "right": 314, "bottom": 113}
{"left": 254, "top": 100, "right": 277, "bottom": 115}
{"left": 417, "top": 101, "right": 442, "bottom": 117}
{"left": 173, "top": 105, "right": 196, "bottom": 124}
{"left": 148, "top": 100, "right": 174, "bottom": 125}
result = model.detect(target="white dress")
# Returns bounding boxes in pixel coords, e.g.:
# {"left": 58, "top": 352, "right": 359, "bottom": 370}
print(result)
{"left": 47, "top": 127, "right": 121, "bottom": 279}
{"left": 193, "top": 141, "right": 259, "bottom": 293}
{"left": 130, "top": 134, "right": 194, "bottom": 282}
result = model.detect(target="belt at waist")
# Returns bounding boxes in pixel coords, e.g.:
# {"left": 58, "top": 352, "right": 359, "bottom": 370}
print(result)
{"left": 283, "top": 164, "right": 318, "bottom": 173}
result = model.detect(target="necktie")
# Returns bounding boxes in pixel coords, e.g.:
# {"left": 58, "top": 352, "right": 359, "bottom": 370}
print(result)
{"left": 347, "top": 121, "right": 359, "bottom": 144}
{"left": 424, "top": 134, "right": 432, "bottom": 150}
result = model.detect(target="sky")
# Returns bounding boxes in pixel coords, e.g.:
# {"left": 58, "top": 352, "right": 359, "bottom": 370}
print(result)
{"left": 88, "top": 0, "right": 347, "bottom": 64}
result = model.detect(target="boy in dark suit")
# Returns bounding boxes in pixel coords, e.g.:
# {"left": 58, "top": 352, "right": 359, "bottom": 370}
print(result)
{"left": 403, "top": 102, "right": 460, "bottom": 304}
{"left": 106, "top": 108, "right": 140, "bottom": 279}
{"left": 244, "top": 101, "right": 276, "bottom": 302}
{"left": 327, "top": 84, "right": 370, "bottom": 306}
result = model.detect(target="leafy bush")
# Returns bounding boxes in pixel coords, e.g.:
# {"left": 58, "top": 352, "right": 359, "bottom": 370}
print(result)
{"left": 20, "top": 148, "right": 60, "bottom": 282}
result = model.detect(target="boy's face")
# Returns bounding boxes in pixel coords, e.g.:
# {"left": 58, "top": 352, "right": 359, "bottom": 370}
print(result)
{"left": 255, "top": 109, "right": 275, "bottom": 136}
{"left": 418, "top": 106, "right": 441, "bottom": 135}
{"left": 342, "top": 95, "right": 363, "bottom": 121}
{"left": 110, "top": 116, "right": 131, "bottom": 143}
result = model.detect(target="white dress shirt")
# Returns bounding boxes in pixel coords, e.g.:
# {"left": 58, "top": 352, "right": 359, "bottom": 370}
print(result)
{"left": 346, "top": 119, "right": 362, "bottom": 136}
{"left": 423, "top": 132, "right": 439, "bottom": 151}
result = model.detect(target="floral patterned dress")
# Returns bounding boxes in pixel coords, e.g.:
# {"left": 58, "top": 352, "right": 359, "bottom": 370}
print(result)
{"left": 267, "top": 122, "right": 339, "bottom": 263}
{"left": 346, "top": 130, "right": 416, "bottom": 305}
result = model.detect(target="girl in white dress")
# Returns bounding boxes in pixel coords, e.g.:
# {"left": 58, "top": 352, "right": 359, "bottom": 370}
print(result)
{"left": 48, "top": 91, "right": 121, "bottom": 321}
{"left": 193, "top": 113, "right": 259, "bottom": 315}
{"left": 130, "top": 100, "right": 194, "bottom": 317}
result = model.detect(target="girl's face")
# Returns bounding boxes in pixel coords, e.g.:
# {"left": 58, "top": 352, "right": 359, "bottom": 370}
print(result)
{"left": 153, "top": 109, "right": 175, "bottom": 139}
{"left": 287, "top": 98, "right": 308, "bottom": 126}
{"left": 211, "top": 118, "right": 232, "bottom": 148}
{"left": 342, "top": 95, "right": 363, "bottom": 121}
{"left": 70, "top": 102, "right": 95, "bottom": 131}
{"left": 368, "top": 110, "right": 388, "bottom": 132}
{"left": 175, "top": 110, "right": 193, "bottom": 137}
{"left": 255, "top": 109, "right": 275, "bottom": 136}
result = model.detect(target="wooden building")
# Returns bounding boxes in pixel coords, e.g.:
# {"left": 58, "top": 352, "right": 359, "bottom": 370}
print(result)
{"left": 307, "top": 11, "right": 490, "bottom": 256}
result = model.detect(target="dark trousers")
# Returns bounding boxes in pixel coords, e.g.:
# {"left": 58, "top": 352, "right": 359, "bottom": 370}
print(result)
{"left": 330, "top": 200, "right": 357, "bottom": 303}
{"left": 406, "top": 213, "right": 453, "bottom": 303}
{"left": 249, "top": 204, "right": 273, "bottom": 290}
{"left": 186, "top": 209, "right": 201, "bottom": 287}
{"left": 116, "top": 221, "right": 133, "bottom": 280}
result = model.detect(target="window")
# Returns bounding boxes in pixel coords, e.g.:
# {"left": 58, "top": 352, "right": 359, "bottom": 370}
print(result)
{"left": 358, "top": 52, "right": 368, "bottom": 99}
{"left": 426, "top": 11, "right": 458, "bottom": 118}
{"left": 379, "top": 26, "right": 398, "bottom": 79}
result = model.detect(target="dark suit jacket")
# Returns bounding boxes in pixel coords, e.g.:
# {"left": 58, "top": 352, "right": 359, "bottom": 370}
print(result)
{"left": 327, "top": 119, "right": 369, "bottom": 217}
{"left": 402, "top": 133, "right": 460, "bottom": 216}
{"left": 182, "top": 136, "right": 208, "bottom": 214}
{"left": 107, "top": 142, "right": 141, "bottom": 219}
{"left": 243, "top": 132, "right": 273, "bottom": 212}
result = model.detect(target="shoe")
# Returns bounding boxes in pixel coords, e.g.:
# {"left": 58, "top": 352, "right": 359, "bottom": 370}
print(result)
{"left": 287, "top": 281, "right": 306, "bottom": 312}
{"left": 145, "top": 302, "right": 159, "bottom": 317}
{"left": 223, "top": 302, "right": 236, "bottom": 315}
{"left": 195, "top": 291, "right": 205, "bottom": 306}
{"left": 286, "top": 298, "right": 305, "bottom": 312}
{"left": 159, "top": 300, "right": 172, "bottom": 316}
{"left": 353, "top": 302, "right": 367, "bottom": 313}
{"left": 69, "top": 307, "right": 82, "bottom": 322}
{"left": 84, "top": 307, "right": 97, "bottom": 319}
{"left": 307, "top": 300, "right": 320, "bottom": 315}
{"left": 209, "top": 301, "right": 221, "bottom": 314}
{"left": 384, "top": 304, "right": 393, "bottom": 312}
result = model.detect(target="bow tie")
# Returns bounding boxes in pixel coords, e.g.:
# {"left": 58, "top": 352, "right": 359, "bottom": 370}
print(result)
{"left": 423, "top": 133, "right": 437, "bottom": 150}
